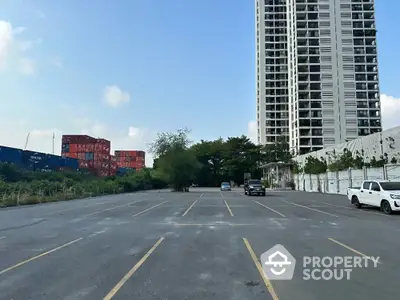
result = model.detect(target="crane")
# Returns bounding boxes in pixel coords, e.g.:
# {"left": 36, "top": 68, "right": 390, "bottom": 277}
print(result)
{"left": 24, "top": 132, "right": 56, "bottom": 154}
{"left": 24, "top": 132, "right": 30, "bottom": 150}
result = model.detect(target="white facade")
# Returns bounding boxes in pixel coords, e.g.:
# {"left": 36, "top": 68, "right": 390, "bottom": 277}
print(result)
{"left": 256, "top": 0, "right": 382, "bottom": 155}
{"left": 293, "top": 125, "right": 400, "bottom": 168}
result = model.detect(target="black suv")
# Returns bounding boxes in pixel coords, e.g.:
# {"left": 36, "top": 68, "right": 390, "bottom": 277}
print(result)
{"left": 244, "top": 179, "right": 266, "bottom": 196}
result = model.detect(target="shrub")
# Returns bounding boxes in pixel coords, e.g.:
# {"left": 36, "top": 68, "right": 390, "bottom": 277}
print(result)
{"left": 0, "top": 163, "right": 167, "bottom": 207}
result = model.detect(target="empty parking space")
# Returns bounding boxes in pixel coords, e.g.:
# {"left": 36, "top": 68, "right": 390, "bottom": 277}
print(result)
{"left": 1, "top": 188, "right": 400, "bottom": 299}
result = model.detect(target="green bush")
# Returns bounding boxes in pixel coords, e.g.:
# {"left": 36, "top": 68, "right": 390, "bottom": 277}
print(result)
{"left": 0, "top": 163, "right": 167, "bottom": 207}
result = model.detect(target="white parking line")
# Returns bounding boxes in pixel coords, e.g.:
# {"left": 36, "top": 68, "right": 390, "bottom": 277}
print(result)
{"left": 280, "top": 199, "right": 339, "bottom": 218}
{"left": 0, "top": 236, "right": 5, "bottom": 240}
{"left": 253, "top": 201, "right": 286, "bottom": 218}
{"left": 182, "top": 199, "right": 198, "bottom": 216}
{"left": 321, "top": 202, "right": 389, "bottom": 217}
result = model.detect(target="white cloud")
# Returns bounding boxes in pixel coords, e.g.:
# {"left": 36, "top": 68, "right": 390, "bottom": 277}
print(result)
{"left": 381, "top": 94, "right": 400, "bottom": 130}
{"left": 247, "top": 120, "right": 257, "bottom": 144}
{"left": 0, "top": 21, "right": 14, "bottom": 68}
{"left": 18, "top": 57, "right": 35, "bottom": 74}
{"left": 103, "top": 85, "right": 130, "bottom": 107}
{"left": 0, "top": 20, "right": 39, "bottom": 73}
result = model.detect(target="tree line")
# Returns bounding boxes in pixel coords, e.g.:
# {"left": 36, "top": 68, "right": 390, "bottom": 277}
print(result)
{"left": 0, "top": 128, "right": 293, "bottom": 206}
{"left": 150, "top": 128, "right": 293, "bottom": 191}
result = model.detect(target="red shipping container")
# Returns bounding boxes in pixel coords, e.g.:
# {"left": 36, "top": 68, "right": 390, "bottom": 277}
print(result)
{"left": 62, "top": 135, "right": 97, "bottom": 144}
{"left": 78, "top": 160, "right": 89, "bottom": 168}
{"left": 69, "top": 144, "right": 77, "bottom": 153}
{"left": 64, "top": 152, "right": 78, "bottom": 159}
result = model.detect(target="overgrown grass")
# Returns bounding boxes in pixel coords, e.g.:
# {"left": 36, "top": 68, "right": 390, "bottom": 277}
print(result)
{"left": 0, "top": 163, "right": 167, "bottom": 207}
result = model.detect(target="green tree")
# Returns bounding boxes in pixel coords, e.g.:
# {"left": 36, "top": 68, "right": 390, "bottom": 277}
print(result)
{"left": 222, "top": 135, "right": 263, "bottom": 185}
{"left": 150, "top": 128, "right": 198, "bottom": 191}
{"left": 190, "top": 138, "right": 225, "bottom": 187}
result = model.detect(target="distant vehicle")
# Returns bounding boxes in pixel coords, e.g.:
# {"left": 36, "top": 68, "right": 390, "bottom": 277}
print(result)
{"left": 347, "top": 180, "right": 400, "bottom": 214}
{"left": 220, "top": 182, "right": 231, "bottom": 191}
{"left": 244, "top": 179, "right": 265, "bottom": 196}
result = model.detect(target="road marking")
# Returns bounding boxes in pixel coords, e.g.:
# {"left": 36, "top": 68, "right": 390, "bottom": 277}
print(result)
{"left": 328, "top": 238, "right": 381, "bottom": 264}
{"left": 182, "top": 199, "right": 198, "bottom": 216}
{"left": 153, "top": 222, "right": 254, "bottom": 226}
{"left": 253, "top": 201, "right": 286, "bottom": 218}
{"left": 84, "top": 201, "right": 139, "bottom": 217}
{"left": 224, "top": 200, "right": 234, "bottom": 217}
{"left": 132, "top": 201, "right": 168, "bottom": 217}
{"left": 243, "top": 238, "right": 279, "bottom": 300}
{"left": 0, "top": 237, "right": 83, "bottom": 276}
{"left": 41, "top": 201, "right": 113, "bottom": 217}
{"left": 322, "top": 202, "right": 389, "bottom": 217}
{"left": 0, "top": 236, "right": 5, "bottom": 240}
{"left": 103, "top": 237, "right": 164, "bottom": 300}
{"left": 235, "top": 192, "right": 246, "bottom": 197}
{"left": 88, "top": 230, "right": 107, "bottom": 238}
{"left": 280, "top": 199, "right": 339, "bottom": 217}
{"left": 220, "top": 192, "right": 224, "bottom": 198}
{"left": 200, "top": 193, "right": 204, "bottom": 198}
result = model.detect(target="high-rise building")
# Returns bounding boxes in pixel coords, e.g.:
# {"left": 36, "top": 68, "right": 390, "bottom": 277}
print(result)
{"left": 256, "top": 0, "right": 382, "bottom": 155}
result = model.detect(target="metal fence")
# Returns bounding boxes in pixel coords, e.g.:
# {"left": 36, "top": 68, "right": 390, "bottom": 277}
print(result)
{"left": 293, "top": 164, "right": 400, "bottom": 195}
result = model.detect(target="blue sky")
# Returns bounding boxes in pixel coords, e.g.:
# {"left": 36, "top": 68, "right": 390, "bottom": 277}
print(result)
{"left": 0, "top": 0, "right": 399, "bottom": 165}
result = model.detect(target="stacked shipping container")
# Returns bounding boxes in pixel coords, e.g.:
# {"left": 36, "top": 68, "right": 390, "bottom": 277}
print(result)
{"left": 114, "top": 150, "right": 145, "bottom": 171}
{"left": 61, "top": 135, "right": 111, "bottom": 177}
{"left": 110, "top": 155, "right": 118, "bottom": 176}
{"left": 0, "top": 145, "right": 79, "bottom": 172}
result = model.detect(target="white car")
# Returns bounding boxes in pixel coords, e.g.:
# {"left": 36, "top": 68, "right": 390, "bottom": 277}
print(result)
{"left": 347, "top": 180, "right": 400, "bottom": 214}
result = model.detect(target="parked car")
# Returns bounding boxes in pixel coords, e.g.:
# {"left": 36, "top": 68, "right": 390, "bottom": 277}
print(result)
{"left": 220, "top": 182, "right": 231, "bottom": 191}
{"left": 244, "top": 179, "right": 265, "bottom": 196}
{"left": 347, "top": 180, "right": 400, "bottom": 214}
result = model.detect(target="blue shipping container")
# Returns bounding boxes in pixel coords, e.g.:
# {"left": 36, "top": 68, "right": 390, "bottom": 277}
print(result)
{"left": 117, "top": 167, "right": 135, "bottom": 176}
{"left": 0, "top": 146, "right": 23, "bottom": 165}
{"left": 65, "top": 157, "right": 79, "bottom": 169}
{"left": 61, "top": 143, "right": 70, "bottom": 153}
{"left": 21, "top": 151, "right": 55, "bottom": 171}
{"left": 47, "top": 154, "right": 62, "bottom": 170}
{"left": 85, "top": 152, "right": 94, "bottom": 161}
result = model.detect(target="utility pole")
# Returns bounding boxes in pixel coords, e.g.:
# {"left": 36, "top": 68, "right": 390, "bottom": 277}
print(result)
{"left": 52, "top": 132, "right": 55, "bottom": 154}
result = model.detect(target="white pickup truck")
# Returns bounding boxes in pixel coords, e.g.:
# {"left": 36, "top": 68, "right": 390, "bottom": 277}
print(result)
{"left": 347, "top": 180, "right": 400, "bottom": 214}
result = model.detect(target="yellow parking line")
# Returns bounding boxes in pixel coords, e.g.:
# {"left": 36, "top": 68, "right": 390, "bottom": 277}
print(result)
{"left": 242, "top": 238, "right": 279, "bottom": 300}
{"left": 182, "top": 199, "right": 198, "bottom": 216}
{"left": 132, "top": 201, "right": 168, "bottom": 217}
{"left": 253, "top": 200, "right": 286, "bottom": 218}
{"left": 103, "top": 237, "right": 164, "bottom": 300}
{"left": 328, "top": 238, "right": 381, "bottom": 263}
{"left": 84, "top": 201, "right": 139, "bottom": 217}
{"left": 224, "top": 200, "right": 234, "bottom": 217}
{"left": 0, "top": 237, "right": 83, "bottom": 276}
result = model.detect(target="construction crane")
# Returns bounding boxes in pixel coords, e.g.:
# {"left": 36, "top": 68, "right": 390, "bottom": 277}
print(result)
{"left": 24, "top": 132, "right": 30, "bottom": 150}
{"left": 24, "top": 132, "right": 56, "bottom": 154}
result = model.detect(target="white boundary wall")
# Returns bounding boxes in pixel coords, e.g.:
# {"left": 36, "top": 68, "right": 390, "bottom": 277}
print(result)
{"left": 293, "top": 126, "right": 400, "bottom": 166}
{"left": 294, "top": 164, "right": 400, "bottom": 195}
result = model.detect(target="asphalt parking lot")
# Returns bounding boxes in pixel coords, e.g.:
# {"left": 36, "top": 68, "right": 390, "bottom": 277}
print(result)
{"left": 0, "top": 188, "right": 398, "bottom": 299}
